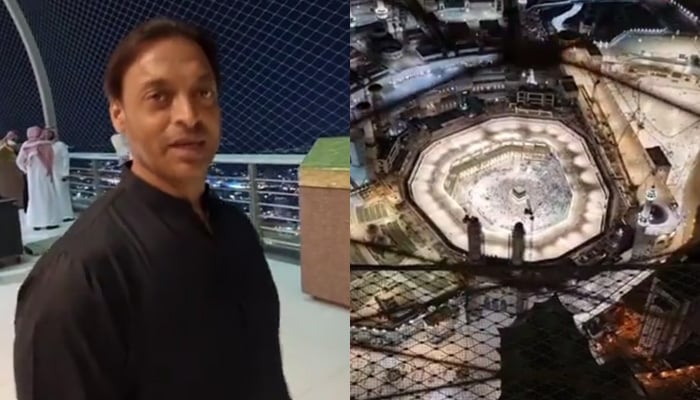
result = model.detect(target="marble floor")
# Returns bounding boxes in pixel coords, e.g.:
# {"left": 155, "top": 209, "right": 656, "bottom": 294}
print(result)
{"left": 0, "top": 211, "right": 349, "bottom": 399}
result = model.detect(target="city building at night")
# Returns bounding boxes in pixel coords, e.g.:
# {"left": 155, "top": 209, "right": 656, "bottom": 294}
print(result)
{"left": 351, "top": 0, "right": 700, "bottom": 398}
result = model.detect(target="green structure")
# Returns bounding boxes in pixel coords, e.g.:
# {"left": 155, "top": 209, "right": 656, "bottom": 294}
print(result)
{"left": 299, "top": 137, "right": 350, "bottom": 190}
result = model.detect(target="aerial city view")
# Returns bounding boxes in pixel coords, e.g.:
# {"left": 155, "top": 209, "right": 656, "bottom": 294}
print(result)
{"left": 349, "top": 0, "right": 700, "bottom": 398}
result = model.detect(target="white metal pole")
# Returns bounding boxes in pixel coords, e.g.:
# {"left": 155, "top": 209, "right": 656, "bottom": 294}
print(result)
{"left": 3, "top": 0, "right": 57, "bottom": 129}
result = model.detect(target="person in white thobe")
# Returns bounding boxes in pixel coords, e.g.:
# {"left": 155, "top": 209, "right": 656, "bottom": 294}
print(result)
{"left": 43, "top": 128, "right": 74, "bottom": 221}
{"left": 15, "top": 126, "right": 61, "bottom": 230}
{"left": 110, "top": 132, "right": 131, "bottom": 165}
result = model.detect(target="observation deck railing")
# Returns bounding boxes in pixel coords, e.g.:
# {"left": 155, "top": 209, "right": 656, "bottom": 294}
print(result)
{"left": 68, "top": 153, "right": 303, "bottom": 252}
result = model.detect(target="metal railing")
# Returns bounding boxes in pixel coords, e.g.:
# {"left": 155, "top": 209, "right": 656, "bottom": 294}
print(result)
{"left": 68, "top": 153, "right": 304, "bottom": 252}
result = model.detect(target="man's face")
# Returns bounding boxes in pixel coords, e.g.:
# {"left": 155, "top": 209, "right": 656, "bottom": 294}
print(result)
{"left": 109, "top": 37, "right": 221, "bottom": 183}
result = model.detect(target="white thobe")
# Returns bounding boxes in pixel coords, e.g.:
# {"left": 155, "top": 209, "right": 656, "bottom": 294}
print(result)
{"left": 16, "top": 150, "right": 62, "bottom": 229}
{"left": 111, "top": 134, "right": 131, "bottom": 165}
{"left": 51, "top": 141, "right": 74, "bottom": 220}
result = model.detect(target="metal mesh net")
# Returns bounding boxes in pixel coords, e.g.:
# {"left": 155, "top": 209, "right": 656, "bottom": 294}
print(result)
{"left": 3, "top": 0, "right": 348, "bottom": 153}
{"left": 350, "top": 1, "right": 700, "bottom": 396}
{"left": 351, "top": 237, "right": 700, "bottom": 400}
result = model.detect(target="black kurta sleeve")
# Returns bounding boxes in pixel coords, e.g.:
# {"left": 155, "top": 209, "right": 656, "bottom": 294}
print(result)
{"left": 233, "top": 208, "right": 292, "bottom": 399}
{"left": 14, "top": 251, "right": 129, "bottom": 400}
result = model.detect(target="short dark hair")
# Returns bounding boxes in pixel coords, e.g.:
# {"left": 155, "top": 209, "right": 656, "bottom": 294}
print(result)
{"left": 103, "top": 18, "right": 220, "bottom": 100}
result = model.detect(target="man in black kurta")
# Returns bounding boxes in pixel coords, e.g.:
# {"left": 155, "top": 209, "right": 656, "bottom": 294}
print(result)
{"left": 14, "top": 18, "right": 291, "bottom": 400}
{"left": 14, "top": 163, "right": 290, "bottom": 399}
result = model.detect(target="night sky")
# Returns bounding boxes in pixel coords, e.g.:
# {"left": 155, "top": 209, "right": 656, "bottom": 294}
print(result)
{"left": 0, "top": 0, "right": 349, "bottom": 154}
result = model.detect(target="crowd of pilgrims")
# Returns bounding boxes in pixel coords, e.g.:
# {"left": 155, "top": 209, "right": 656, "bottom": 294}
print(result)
{"left": 466, "top": 155, "right": 572, "bottom": 232}
{"left": 0, "top": 126, "right": 74, "bottom": 230}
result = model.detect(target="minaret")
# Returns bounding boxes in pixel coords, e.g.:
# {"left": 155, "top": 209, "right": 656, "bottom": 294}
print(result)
{"left": 493, "top": 0, "right": 503, "bottom": 12}
{"left": 511, "top": 222, "right": 525, "bottom": 266}
{"left": 350, "top": 140, "right": 363, "bottom": 167}
{"left": 375, "top": 0, "right": 389, "bottom": 23}
{"left": 511, "top": 221, "right": 528, "bottom": 313}
{"left": 364, "top": 84, "right": 384, "bottom": 181}
{"left": 467, "top": 217, "right": 483, "bottom": 263}
{"left": 367, "top": 83, "right": 386, "bottom": 132}
{"left": 459, "top": 91, "right": 470, "bottom": 111}
{"left": 632, "top": 186, "right": 658, "bottom": 259}
{"left": 368, "top": 84, "right": 383, "bottom": 109}
{"left": 363, "top": 119, "right": 378, "bottom": 181}
{"left": 638, "top": 185, "right": 657, "bottom": 226}
{"left": 526, "top": 68, "right": 537, "bottom": 86}
{"left": 353, "top": 101, "right": 373, "bottom": 174}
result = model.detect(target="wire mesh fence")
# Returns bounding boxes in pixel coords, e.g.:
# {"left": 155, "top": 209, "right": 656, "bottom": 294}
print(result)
{"left": 348, "top": 63, "right": 700, "bottom": 398}
{"left": 350, "top": 236, "right": 700, "bottom": 400}
{"left": 2, "top": 0, "right": 348, "bottom": 153}
{"left": 347, "top": 0, "right": 700, "bottom": 398}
